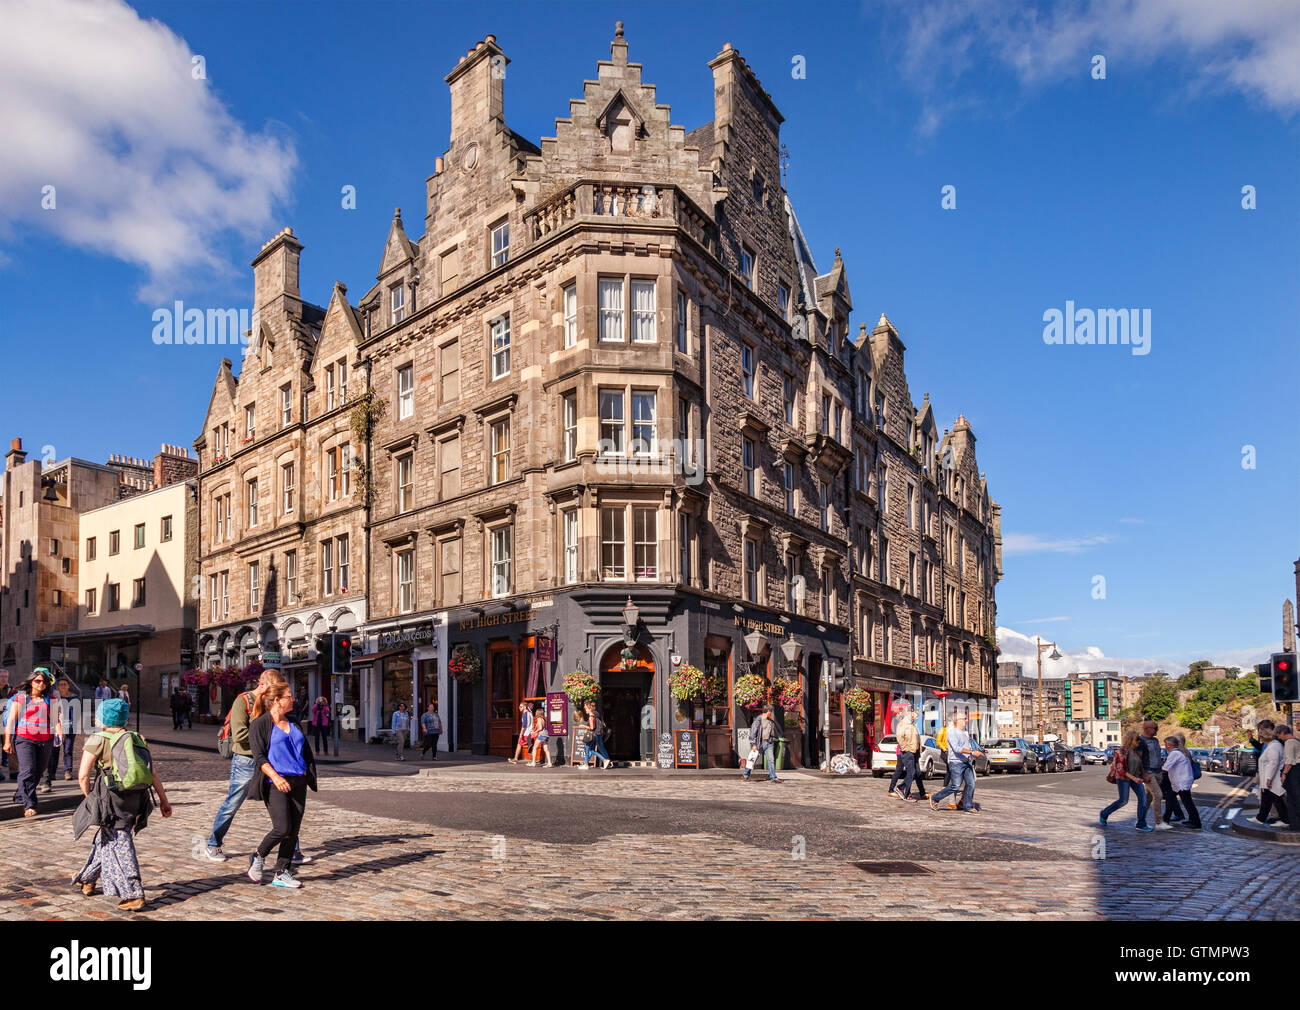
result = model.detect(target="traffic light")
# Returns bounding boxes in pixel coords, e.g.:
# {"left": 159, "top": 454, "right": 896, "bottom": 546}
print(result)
{"left": 332, "top": 632, "right": 352, "bottom": 675}
{"left": 1257, "top": 662, "right": 1272, "bottom": 697}
{"left": 1271, "top": 652, "right": 1298, "bottom": 703}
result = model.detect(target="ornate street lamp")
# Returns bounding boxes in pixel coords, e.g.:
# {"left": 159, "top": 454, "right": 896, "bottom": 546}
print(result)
{"left": 780, "top": 635, "right": 803, "bottom": 675}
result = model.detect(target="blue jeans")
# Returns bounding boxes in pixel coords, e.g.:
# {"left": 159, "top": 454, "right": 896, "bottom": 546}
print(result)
{"left": 207, "top": 754, "right": 255, "bottom": 848}
{"left": 1101, "top": 779, "right": 1149, "bottom": 828}
{"left": 744, "top": 741, "right": 777, "bottom": 780}
{"left": 932, "top": 761, "right": 975, "bottom": 809}
{"left": 12, "top": 737, "right": 53, "bottom": 811}
{"left": 584, "top": 736, "right": 610, "bottom": 763}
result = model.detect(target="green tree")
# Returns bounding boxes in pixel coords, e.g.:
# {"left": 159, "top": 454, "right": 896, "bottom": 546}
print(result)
{"left": 1177, "top": 661, "right": 1210, "bottom": 690}
{"left": 1138, "top": 672, "right": 1177, "bottom": 722}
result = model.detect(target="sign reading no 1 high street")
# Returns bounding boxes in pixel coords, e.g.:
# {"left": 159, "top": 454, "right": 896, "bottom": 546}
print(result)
{"left": 546, "top": 691, "right": 568, "bottom": 737}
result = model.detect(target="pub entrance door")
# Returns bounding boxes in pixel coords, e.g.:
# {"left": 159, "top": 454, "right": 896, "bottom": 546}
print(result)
{"left": 487, "top": 637, "right": 538, "bottom": 757}
{"left": 601, "top": 644, "right": 654, "bottom": 762}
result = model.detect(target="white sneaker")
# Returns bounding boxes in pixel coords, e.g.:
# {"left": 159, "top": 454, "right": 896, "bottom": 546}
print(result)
{"left": 1155, "top": 822, "right": 1173, "bottom": 830}
{"left": 578, "top": 763, "right": 590, "bottom": 770}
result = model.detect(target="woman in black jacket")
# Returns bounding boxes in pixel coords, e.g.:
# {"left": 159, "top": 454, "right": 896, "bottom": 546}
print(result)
{"left": 245, "top": 677, "right": 316, "bottom": 888}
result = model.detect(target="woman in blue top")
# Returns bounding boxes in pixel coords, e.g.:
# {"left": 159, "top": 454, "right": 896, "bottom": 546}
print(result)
{"left": 246, "top": 676, "right": 316, "bottom": 888}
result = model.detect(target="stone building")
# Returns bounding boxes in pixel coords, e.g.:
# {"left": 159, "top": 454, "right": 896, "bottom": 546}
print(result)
{"left": 0, "top": 438, "right": 197, "bottom": 700}
{"left": 195, "top": 26, "right": 1002, "bottom": 764}
{"left": 995, "top": 661, "right": 1066, "bottom": 739}
{"left": 68, "top": 478, "right": 198, "bottom": 714}
{"left": 192, "top": 234, "right": 369, "bottom": 713}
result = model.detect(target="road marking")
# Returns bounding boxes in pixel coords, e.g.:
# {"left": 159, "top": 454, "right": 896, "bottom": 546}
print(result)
{"left": 1226, "top": 807, "right": 1240, "bottom": 820}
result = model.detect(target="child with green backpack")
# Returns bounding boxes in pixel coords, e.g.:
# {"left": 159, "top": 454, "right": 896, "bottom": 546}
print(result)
{"left": 71, "top": 699, "right": 171, "bottom": 912}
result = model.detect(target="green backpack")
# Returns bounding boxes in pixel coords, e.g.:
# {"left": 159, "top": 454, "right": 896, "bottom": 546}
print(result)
{"left": 95, "top": 730, "right": 155, "bottom": 793}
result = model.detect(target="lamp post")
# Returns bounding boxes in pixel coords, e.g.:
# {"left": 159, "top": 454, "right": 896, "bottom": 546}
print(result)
{"left": 1035, "top": 637, "right": 1062, "bottom": 744}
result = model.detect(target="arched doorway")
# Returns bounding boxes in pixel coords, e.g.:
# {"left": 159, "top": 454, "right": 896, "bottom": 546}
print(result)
{"left": 600, "top": 643, "right": 655, "bottom": 762}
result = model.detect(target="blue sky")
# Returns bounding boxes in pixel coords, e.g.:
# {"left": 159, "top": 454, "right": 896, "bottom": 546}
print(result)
{"left": 1, "top": 0, "right": 1296, "bottom": 675}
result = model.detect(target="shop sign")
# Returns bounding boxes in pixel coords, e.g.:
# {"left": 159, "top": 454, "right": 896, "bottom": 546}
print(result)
{"left": 458, "top": 608, "right": 539, "bottom": 630}
{"left": 656, "top": 733, "right": 674, "bottom": 769}
{"left": 536, "top": 635, "right": 557, "bottom": 663}
{"left": 378, "top": 625, "right": 436, "bottom": 650}
{"left": 262, "top": 651, "right": 282, "bottom": 669}
{"left": 733, "top": 615, "right": 785, "bottom": 636}
{"left": 546, "top": 691, "right": 568, "bottom": 736}
{"left": 289, "top": 645, "right": 310, "bottom": 661}
{"left": 674, "top": 730, "right": 699, "bottom": 769}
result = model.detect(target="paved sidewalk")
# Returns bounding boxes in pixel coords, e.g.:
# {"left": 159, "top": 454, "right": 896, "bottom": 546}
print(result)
{"left": 1, "top": 741, "right": 1294, "bottom": 921}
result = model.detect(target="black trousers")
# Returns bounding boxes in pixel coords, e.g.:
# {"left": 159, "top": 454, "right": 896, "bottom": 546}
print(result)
{"left": 1285, "top": 767, "right": 1300, "bottom": 829}
{"left": 1160, "top": 772, "right": 1185, "bottom": 821}
{"left": 1258, "top": 790, "right": 1289, "bottom": 825}
{"left": 422, "top": 732, "right": 440, "bottom": 757}
{"left": 257, "top": 774, "right": 307, "bottom": 874}
{"left": 1175, "top": 788, "right": 1201, "bottom": 828}
{"left": 310, "top": 725, "right": 329, "bottom": 753}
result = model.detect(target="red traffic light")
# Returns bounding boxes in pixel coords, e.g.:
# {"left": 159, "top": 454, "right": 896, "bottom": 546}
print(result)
{"left": 1278, "top": 659, "right": 1290, "bottom": 671}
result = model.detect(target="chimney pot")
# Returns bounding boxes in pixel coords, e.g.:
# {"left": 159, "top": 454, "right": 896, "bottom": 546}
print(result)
{"left": 9, "top": 438, "right": 21, "bottom": 452}
{"left": 485, "top": 33, "right": 496, "bottom": 44}
{"left": 435, "top": 156, "right": 444, "bottom": 173}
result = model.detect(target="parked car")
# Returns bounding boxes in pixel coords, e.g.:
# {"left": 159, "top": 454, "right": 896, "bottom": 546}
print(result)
{"left": 1077, "top": 746, "right": 1108, "bottom": 766}
{"left": 1031, "top": 743, "right": 1059, "bottom": 772}
{"left": 1189, "top": 747, "right": 1210, "bottom": 771}
{"left": 1052, "top": 742, "right": 1083, "bottom": 771}
{"left": 1224, "top": 747, "right": 1258, "bottom": 776}
{"left": 1205, "top": 748, "right": 1226, "bottom": 772}
{"left": 985, "top": 737, "right": 1039, "bottom": 773}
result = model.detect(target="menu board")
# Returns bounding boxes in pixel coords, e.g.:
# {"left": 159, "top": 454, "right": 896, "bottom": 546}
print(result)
{"left": 656, "top": 733, "right": 674, "bottom": 769}
{"left": 546, "top": 692, "right": 568, "bottom": 737}
{"left": 674, "top": 730, "right": 699, "bottom": 769}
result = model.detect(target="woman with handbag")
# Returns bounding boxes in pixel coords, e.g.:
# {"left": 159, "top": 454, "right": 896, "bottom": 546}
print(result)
{"left": 579, "top": 699, "right": 612, "bottom": 770}
{"left": 309, "top": 696, "right": 331, "bottom": 753}
{"left": 1099, "top": 730, "right": 1151, "bottom": 831}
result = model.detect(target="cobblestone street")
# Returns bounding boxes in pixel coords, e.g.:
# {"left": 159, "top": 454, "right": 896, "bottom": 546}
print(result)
{"left": 1, "top": 740, "right": 1295, "bottom": 921}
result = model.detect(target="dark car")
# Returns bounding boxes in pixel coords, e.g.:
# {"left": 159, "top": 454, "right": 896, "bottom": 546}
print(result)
{"left": 1052, "top": 741, "right": 1082, "bottom": 771}
{"left": 1205, "top": 748, "right": 1226, "bottom": 772}
{"left": 1225, "top": 747, "right": 1258, "bottom": 776}
{"left": 1031, "top": 743, "right": 1059, "bottom": 772}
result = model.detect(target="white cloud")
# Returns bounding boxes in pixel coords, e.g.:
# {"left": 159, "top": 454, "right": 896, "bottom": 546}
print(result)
{"left": 888, "top": 0, "right": 1300, "bottom": 134}
{"left": 995, "top": 625, "right": 1275, "bottom": 678}
{"left": 1002, "top": 532, "right": 1115, "bottom": 555}
{"left": 1018, "top": 616, "right": 1071, "bottom": 624}
{"left": 0, "top": 0, "right": 296, "bottom": 299}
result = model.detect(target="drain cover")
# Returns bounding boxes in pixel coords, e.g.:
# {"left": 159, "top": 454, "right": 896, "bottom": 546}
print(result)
{"left": 849, "top": 860, "right": 932, "bottom": 875}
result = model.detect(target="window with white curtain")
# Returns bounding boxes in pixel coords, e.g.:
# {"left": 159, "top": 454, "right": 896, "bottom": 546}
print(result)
{"left": 598, "top": 278, "right": 624, "bottom": 341}
{"left": 563, "top": 283, "right": 577, "bottom": 348}
{"left": 631, "top": 279, "right": 656, "bottom": 342}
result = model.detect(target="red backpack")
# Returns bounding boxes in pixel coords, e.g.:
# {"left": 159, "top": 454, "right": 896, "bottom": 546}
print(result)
{"left": 216, "top": 692, "right": 253, "bottom": 759}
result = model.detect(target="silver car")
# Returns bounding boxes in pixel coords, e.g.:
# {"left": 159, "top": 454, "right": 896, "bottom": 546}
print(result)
{"left": 984, "top": 737, "right": 1039, "bottom": 773}
{"left": 871, "top": 734, "right": 947, "bottom": 779}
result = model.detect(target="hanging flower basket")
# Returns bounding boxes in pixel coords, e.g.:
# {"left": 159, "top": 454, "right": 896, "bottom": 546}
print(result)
{"left": 844, "top": 687, "right": 874, "bottom": 715}
{"left": 703, "top": 674, "right": 729, "bottom": 707}
{"left": 669, "top": 664, "right": 707, "bottom": 702}
{"left": 448, "top": 645, "right": 482, "bottom": 684}
{"left": 773, "top": 677, "right": 803, "bottom": 711}
{"left": 734, "top": 674, "right": 769, "bottom": 711}
{"left": 563, "top": 671, "right": 601, "bottom": 706}
{"left": 183, "top": 662, "right": 263, "bottom": 691}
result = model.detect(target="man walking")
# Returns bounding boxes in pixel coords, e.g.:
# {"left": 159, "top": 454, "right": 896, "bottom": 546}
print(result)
{"left": 391, "top": 702, "right": 410, "bottom": 761}
{"left": 742, "top": 705, "right": 785, "bottom": 783}
{"left": 930, "top": 711, "right": 983, "bottom": 812}
{"left": 889, "top": 705, "right": 925, "bottom": 801}
{"left": 170, "top": 687, "right": 186, "bottom": 731}
{"left": 204, "top": 671, "right": 272, "bottom": 861}
{"left": 1137, "top": 720, "right": 1169, "bottom": 829}
{"left": 420, "top": 702, "right": 442, "bottom": 760}
{"left": 1277, "top": 724, "right": 1299, "bottom": 830}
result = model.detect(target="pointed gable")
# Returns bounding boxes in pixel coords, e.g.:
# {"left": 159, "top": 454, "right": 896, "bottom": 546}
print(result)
{"left": 378, "top": 207, "right": 417, "bottom": 279}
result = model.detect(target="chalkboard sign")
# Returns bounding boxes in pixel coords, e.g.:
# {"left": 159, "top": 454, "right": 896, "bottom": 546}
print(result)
{"left": 570, "top": 724, "right": 589, "bottom": 766}
{"left": 656, "top": 733, "right": 674, "bottom": 769}
{"left": 674, "top": 730, "right": 699, "bottom": 769}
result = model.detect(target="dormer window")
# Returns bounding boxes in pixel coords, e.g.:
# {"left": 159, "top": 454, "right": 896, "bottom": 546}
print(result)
{"left": 490, "top": 220, "right": 509, "bottom": 268}
{"left": 390, "top": 283, "right": 406, "bottom": 325}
